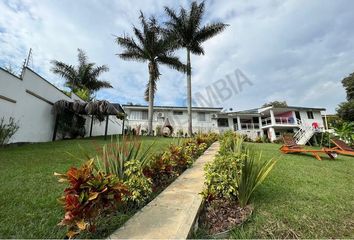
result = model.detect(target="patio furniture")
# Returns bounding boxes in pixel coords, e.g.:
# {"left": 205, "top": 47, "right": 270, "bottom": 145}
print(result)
{"left": 280, "top": 135, "right": 335, "bottom": 161}
{"left": 323, "top": 138, "right": 354, "bottom": 157}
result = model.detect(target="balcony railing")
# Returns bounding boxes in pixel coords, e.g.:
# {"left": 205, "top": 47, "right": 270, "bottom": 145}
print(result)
{"left": 262, "top": 117, "right": 297, "bottom": 126}
{"left": 234, "top": 123, "right": 260, "bottom": 130}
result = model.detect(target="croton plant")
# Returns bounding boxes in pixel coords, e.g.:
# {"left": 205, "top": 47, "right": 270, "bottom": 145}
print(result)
{"left": 54, "top": 159, "right": 129, "bottom": 239}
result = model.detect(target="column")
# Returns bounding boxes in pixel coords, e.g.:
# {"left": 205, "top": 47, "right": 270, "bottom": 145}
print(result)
{"left": 292, "top": 111, "right": 297, "bottom": 124}
{"left": 237, "top": 116, "right": 241, "bottom": 131}
{"left": 270, "top": 110, "right": 275, "bottom": 125}
{"left": 269, "top": 127, "right": 276, "bottom": 142}
{"left": 258, "top": 116, "right": 262, "bottom": 129}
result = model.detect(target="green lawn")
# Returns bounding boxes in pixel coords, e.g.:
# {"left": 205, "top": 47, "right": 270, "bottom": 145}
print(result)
{"left": 0, "top": 136, "right": 177, "bottom": 239}
{"left": 231, "top": 143, "right": 354, "bottom": 239}
{"left": 1, "top": 140, "right": 353, "bottom": 239}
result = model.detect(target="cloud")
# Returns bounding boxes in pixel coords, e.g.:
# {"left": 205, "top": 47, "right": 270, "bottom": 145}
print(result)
{"left": 1, "top": 0, "right": 354, "bottom": 113}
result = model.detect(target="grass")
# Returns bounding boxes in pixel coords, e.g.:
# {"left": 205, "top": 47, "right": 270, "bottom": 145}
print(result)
{"left": 0, "top": 135, "right": 177, "bottom": 239}
{"left": 230, "top": 143, "right": 354, "bottom": 239}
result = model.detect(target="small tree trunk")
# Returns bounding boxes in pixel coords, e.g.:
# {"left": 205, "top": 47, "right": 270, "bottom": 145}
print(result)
{"left": 147, "top": 62, "right": 155, "bottom": 136}
{"left": 187, "top": 49, "right": 193, "bottom": 137}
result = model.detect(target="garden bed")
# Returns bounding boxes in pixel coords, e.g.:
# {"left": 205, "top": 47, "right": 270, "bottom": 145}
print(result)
{"left": 198, "top": 199, "right": 253, "bottom": 238}
{"left": 54, "top": 133, "right": 218, "bottom": 238}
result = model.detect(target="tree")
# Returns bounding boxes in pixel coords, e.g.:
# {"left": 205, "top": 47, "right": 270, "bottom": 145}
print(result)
{"left": 337, "top": 72, "right": 354, "bottom": 122}
{"left": 262, "top": 101, "right": 288, "bottom": 108}
{"left": 51, "top": 49, "right": 112, "bottom": 100}
{"left": 337, "top": 100, "right": 354, "bottom": 122}
{"left": 165, "top": 1, "right": 228, "bottom": 136}
{"left": 342, "top": 72, "right": 354, "bottom": 101}
{"left": 116, "top": 12, "right": 186, "bottom": 135}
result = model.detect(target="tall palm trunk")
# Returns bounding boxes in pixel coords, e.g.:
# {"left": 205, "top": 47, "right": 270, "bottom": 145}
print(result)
{"left": 147, "top": 62, "right": 155, "bottom": 136}
{"left": 186, "top": 48, "right": 192, "bottom": 137}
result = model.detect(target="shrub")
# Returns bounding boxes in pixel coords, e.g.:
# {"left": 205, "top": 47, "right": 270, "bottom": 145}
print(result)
{"left": 0, "top": 117, "right": 19, "bottom": 146}
{"left": 55, "top": 160, "right": 129, "bottom": 238}
{"left": 203, "top": 134, "right": 245, "bottom": 200}
{"left": 202, "top": 151, "right": 245, "bottom": 201}
{"left": 93, "top": 136, "right": 153, "bottom": 178}
{"left": 57, "top": 110, "right": 86, "bottom": 139}
{"left": 203, "top": 133, "right": 277, "bottom": 208}
{"left": 237, "top": 151, "right": 277, "bottom": 207}
{"left": 123, "top": 159, "right": 152, "bottom": 206}
{"left": 177, "top": 129, "right": 184, "bottom": 137}
{"left": 93, "top": 136, "right": 153, "bottom": 206}
{"left": 144, "top": 133, "right": 217, "bottom": 190}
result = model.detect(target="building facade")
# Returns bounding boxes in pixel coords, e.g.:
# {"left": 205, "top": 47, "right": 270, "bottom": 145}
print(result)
{"left": 122, "top": 105, "right": 222, "bottom": 135}
{"left": 216, "top": 106, "right": 326, "bottom": 142}
{"left": 123, "top": 104, "right": 326, "bottom": 142}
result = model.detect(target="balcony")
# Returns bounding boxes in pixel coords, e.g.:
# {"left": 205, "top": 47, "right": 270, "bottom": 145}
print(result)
{"left": 262, "top": 117, "right": 297, "bottom": 127}
{"left": 234, "top": 123, "right": 260, "bottom": 131}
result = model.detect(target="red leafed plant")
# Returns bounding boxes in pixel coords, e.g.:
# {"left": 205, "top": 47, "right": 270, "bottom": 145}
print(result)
{"left": 55, "top": 159, "right": 129, "bottom": 239}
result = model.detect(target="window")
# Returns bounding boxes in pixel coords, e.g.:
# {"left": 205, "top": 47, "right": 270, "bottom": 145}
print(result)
{"left": 141, "top": 110, "right": 148, "bottom": 120}
{"left": 307, "top": 111, "right": 314, "bottom": 119}
{"left": 217, "top": 118, "right": 229, "bottom": 127}
{"left": 198, "top": 112, "right": 206, "bottom": 121}
{"left": 129, "top": 110, "right": 148, "bottom": 120}
{"left": 173, "top": 111, "right": 183, "bottom": 115}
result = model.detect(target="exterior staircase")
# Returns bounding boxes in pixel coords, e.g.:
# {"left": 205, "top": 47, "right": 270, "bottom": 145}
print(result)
{"left": 294, "top": 120, "right": 316, "bottom": 145}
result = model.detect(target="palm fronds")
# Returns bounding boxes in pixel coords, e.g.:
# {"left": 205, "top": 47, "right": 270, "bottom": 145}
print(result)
{"left": 51, "top": 49, "right": 112, "bottom": 99}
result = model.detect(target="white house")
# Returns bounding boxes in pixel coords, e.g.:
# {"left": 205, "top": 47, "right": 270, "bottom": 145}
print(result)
{"left": 122, "top": 104, "right": 222, "bottom": 135}
{"left": 123, "top": 104, "right": 326, "bottom": 143}
{"left": 0, "top": 67, "right": 124, "bottom": 143}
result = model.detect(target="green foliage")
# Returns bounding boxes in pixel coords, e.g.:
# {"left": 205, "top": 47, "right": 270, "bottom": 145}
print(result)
{"left": 144, "top": 133, "right": 217, "bottom": 189}
{"left": 202, "top": 151, "right": 245, "bottom": 200}
{"left": 336, "top": 100, "right": 354, "bottom": 122}
{"left": 73, "top": 88, "right": 91, "bottom": 101}
{"left": 57, "top": 110, "right": 86, "bottom": 139}
{"left": 0, "top": 117, "right": 19, "bottom": 146}
{"left": 337, "top": 71, "right": 354, "bottom": 121}
{"left": 54, "top": 160, "right": 129, "bottom": 238}
{"left": 341, "top": 72, "right": 354, "bottom": 101}
{"left": 164, "top": 1, "right": 228, "bottom": 55}
{"left": 93, "top": 136, "right": 154, "bottom": 206}
{"left": 51, "top": 49, "right": 112, "bottom": 99}
{"left": 177, "top": 129, "right": 184, "bottom": 137}
{"left": 237, "top": 152, "right": 277, "bottom": 207}
{"left": 262, "top": 100, "right": 288, "bottom": 108}
{"left": 334, "top": 122, "right": 354, "bottom": 145}
{"left": 203, "top": 133, "right": 277, "bottom": 208}
{"left": 123, "top": 159, "right": 152, "bottom": 206}
{"left": 93, "top": 136, "right": 153, "bottom": 179}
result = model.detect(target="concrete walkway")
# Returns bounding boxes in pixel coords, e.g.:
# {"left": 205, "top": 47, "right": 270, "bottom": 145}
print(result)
{"left": 109, "top": 142, "right": 220, "bottom": 239}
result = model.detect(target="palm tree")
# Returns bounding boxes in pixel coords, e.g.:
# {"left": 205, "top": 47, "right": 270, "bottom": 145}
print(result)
{"left": 51, "top": 49, "right": 112, "bottom": 100}
{"left": 165, "top": 1, "right": 228, "bottom": 136}
{"left": 116, "top": 12, "right": 186, "bottom": 135}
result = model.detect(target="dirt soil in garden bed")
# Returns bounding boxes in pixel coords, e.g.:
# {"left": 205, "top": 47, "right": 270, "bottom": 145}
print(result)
{"left": 199, "top": 198, "right": 253, "bottom": 235}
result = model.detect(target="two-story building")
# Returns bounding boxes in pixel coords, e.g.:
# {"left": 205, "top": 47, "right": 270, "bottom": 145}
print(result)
{"left": 216, "top": 105, "right": 326, "bottom": 142}
{"left": 122, "top": 104, "right": 327, "bottom": 143}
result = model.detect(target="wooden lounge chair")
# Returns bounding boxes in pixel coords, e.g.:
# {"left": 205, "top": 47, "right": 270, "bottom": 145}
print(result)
{"left": 280, "top": 135, "right": 334, "bottom": 161}
{"left": 323, "top": 138, "right": 354, "bottom": 157}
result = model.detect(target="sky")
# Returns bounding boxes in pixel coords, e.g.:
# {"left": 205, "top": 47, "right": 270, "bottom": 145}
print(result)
{"left": 1, "top": 0, "right": 354, "bottom": 113}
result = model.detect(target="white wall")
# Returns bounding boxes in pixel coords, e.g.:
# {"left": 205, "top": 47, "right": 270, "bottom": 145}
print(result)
{"left": 299, "top": 110, "right": 325, "bottom": 127}
{"left": 0, "top": 67, "right": 122, "bottom": 143}
{"left": 124, "top": 108, "right": 219, "bottom": 135}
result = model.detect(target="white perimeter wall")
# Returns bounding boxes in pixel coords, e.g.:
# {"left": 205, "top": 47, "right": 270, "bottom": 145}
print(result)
{"left": 0, "top": 67, "right": 122, "bottom": 143}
